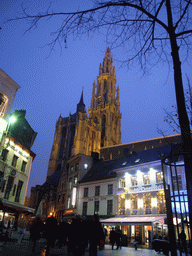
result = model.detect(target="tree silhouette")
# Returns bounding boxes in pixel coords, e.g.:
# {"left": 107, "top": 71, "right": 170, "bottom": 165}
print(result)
{"left": 8, "top": 0, "right": 192, "bottom": 252}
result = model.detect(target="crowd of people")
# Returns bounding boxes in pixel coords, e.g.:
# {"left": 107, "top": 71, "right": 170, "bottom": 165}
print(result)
{"left": 29, "top": 214, "right": 108, "bottom": 256}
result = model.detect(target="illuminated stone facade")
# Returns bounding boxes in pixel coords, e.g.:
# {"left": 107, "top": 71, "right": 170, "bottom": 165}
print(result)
{"left": 0, "top": 70, "right": 36, "bottom": 226}
{"left": 40, "top": 48, "right": 122, "bottom": 219}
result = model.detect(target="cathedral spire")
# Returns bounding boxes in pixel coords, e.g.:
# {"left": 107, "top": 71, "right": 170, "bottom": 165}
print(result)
{"left": 76, "top": 90, "right": 85, "bottom": 113}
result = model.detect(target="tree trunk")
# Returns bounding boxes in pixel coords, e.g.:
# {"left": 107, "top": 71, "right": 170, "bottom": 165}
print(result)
{"left": 166, "top": 0, "right": 192, "bottom": 254}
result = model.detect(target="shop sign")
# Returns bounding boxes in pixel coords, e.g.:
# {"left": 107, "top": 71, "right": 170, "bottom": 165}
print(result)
{"left": 130, "top": 184, "right": 164, "bottom": 193}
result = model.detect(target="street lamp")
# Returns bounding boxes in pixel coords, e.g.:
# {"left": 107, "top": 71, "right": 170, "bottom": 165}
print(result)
{"left": 6, "top": 115, "right": 16, "bottom": 134}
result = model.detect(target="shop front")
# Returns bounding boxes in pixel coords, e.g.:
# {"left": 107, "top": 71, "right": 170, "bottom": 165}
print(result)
{"left": 0, "top": 199, "right": 35, "bottom": 229}
{"left": 100, "top": 215, "right": 167, "bottom": 248}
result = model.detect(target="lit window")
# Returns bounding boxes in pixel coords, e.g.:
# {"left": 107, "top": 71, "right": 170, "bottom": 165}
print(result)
{"left": 68, "top": 178, "right": 72, "bottom": 190}
{"left": 120, "top": 180, "right": 125, "bottom": 188}
{"left": 143, "top": 174, "right": 150, "bottom": 185}
{"left": 84, "top": 163, "right": 88, "bottom": 169}
{"left": 156, "top": 171, "right": 163, "bottom": 183}
{"left": 67, "top": 197, "right": 71, "bottom": 209}
{"left": 74, "top": 176, "right": 78, "bottom": 185}
{"left": 70, "top": 166, "right": 74, "bottom": 173}
{"left": 131, "top": 176, "right": 137, "bottom": 186}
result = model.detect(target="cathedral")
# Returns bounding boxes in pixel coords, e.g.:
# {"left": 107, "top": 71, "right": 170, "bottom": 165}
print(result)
{"left": 36, "top": 48, "right": 122, "bottom": 219}
{"left": 47, "top": 47, "right": 121, "bottom": 178}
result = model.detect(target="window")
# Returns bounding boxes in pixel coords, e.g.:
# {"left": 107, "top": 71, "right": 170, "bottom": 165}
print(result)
{"left": 120, "top": 180, "right": 125, "bottom": 188}
{"left": 94, "top": 201, "right": 100, "bottom": 215}
{"left": 4, "top": 176, "right": 14, "bottom": 200}
{"left": 107, "top": 200, "right": 113, "bottom": 216}
{"left": 68, "top": 178, "right": 72, "bottom": 190}
{"left": 70, "top": 166, "right": 74, "bottom": 173}
{"left": 131, "top": 194, "right": 138, "bottom": 215}
{"left": 82, "top": 202, "right": 88, "bottom": 216}
{"left": 0, "top": 171, "right": 4, "bottom": 188}
{"left": 95, "top": 186, "right": 100, "bottom": 196}
{"left": 15, "top": 180, "right": 23, "bottom": 203}
{"left": 12, "top": 184, "right": 16, "bottom": 196}
{"left": 12, "top": 155, "right": 18, "bottom": 167}
{"left": 108, "top": 184, "right": 113, "bottom": 195}
{"left": 156, "top": 171, "right": 163, "bottom": 183}
{"left": 173, "top": 175, "right": 182, "bottom": 191}
{"left": 131, "top": 176, "right": 137, "bottom": 186}
{"left": 21, "top": 161, "right": 27, "bottom": 173}
{"left": 1, "top": 149, "right": 8, "bottom": 161}
{"left": 62, "top": 194, "right": 65, "bottom": 204}
{"left": 1, "top": 180, "right": 6, "bottom": 193}
{"left": 143, "top": 174, "right": 150, "bottom": 185}
{"left": 67, "top": 196, "right": 71, "bottom": 209}
{"left": 75, "top": 163, "right": 79, "bottom": 172}
{"left": 84, "top": 163, "right": 88, "bottom": 169}
{"left": 74, "top": 176, "right": 78, "bottom": 185}
{"left": 62, "top": 182, "right": 65, "bottom": 189}
{"left": 144, "top": 192, "right": 151, "bottom": 214}
{"left": 84, "top": 187, "right": 88, "bottom": 197}
{"left": 57, "top": 195, "right": 61, "bottom": 204}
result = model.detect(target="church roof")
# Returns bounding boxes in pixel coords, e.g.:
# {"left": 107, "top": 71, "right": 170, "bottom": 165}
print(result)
{"left": 79, "top": 144, "right": 181, "bottom": 183}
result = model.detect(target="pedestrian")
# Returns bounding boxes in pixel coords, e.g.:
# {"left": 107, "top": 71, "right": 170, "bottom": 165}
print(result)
{"left": 44, "top": 215, "right": 58, "bottom": 255}
{"left": 102, "top": 225, "right": 108, "bottom": 243}
{"left": 116, "top": 227, "right": 122, "bottom": 250}
{"left": 109, "top": 227, "right": 116, "bottom": 250}
{"left": 17, "top": 218, "right": 27, "bottom": 244}
{"left": 179, "top": 229, "right": 187, "bottom": 253}
{"left": 29, "top": 215, "right": 44, "bottom": 253}
{"left": 57, "top": 220, "right": 69, "bottom": 248}
{"left": 88, "top": 214, "right": 104, "bottom": 256}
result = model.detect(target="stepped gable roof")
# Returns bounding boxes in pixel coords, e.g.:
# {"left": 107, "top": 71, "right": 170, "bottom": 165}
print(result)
{"left": 8, "top": 110, "right": 37, "bottom": 150}
{"left": 79, "top": 144, "right": 181, "bottom": 183}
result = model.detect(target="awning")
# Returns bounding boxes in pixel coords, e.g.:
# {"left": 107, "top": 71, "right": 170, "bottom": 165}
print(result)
{"left": 100, "top": 215, "right": 167, "bottom": 226}
{"left": 0, "top": 199, "right": 35, "bottom": 215}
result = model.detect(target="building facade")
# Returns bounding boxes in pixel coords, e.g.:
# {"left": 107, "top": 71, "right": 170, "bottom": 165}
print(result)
{"left": 0, "top": 70, "right": 37, "bottom": 227}
{"left": 34, "top": 48, "right": 122, "bottom": 219}
{"left": 77, "top": 145, "right": 179, "bottom": 247}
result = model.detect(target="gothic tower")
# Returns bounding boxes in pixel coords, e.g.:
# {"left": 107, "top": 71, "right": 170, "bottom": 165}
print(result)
{"left": 89, "top": 47, "right": 122, "bottom": 148}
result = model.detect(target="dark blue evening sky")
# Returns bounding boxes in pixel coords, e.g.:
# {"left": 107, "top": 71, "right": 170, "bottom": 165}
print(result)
{"left": 1, "top": 0, "right": 191, "bottom": 196}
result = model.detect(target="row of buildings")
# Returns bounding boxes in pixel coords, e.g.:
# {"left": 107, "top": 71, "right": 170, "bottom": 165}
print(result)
{"left": 29, "top": 48, "right": 188, "bottom": 248}
{"left": 0, "top": 69, "right": 37, "bottom": 227}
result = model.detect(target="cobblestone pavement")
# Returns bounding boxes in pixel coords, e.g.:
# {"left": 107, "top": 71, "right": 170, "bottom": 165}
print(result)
{"left": 0, "top": 230, "right": 170, "bottom": 256}
{"left": 0, "top": 242, "right": 162, "bottom": 256}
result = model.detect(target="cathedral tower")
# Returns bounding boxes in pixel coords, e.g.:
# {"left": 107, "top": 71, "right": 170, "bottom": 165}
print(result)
{"left": 89, "top": 47, "right": 122, "bottom": 148}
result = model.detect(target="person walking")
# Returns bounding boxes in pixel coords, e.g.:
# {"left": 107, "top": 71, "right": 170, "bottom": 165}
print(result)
{"left": 109, "top": 228, "right": 116, "bottom": 250}
{"left": 17, "top": 218, "right": 27, "bottom": 244}
{"left": 116, "top": 227, "right": 122, "bottom": 250}
{"left": 29, "top": 215, "right": 44, "bottom": 253}
{"left": 44, "top": 215, "right": 58, "bottom": 255}
{"left": 88, "top": 214, "right": 104, "bottom": 256}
